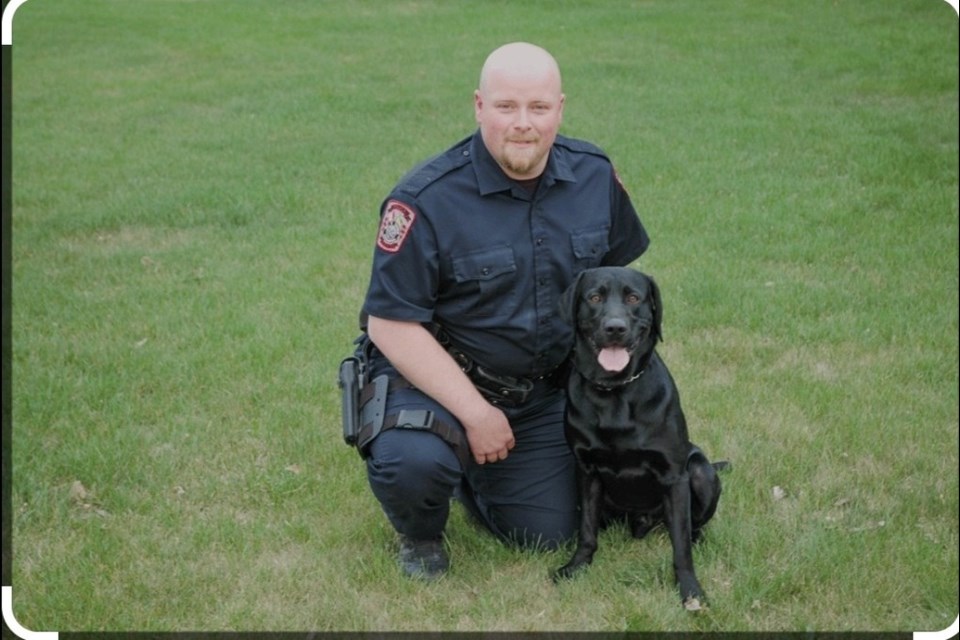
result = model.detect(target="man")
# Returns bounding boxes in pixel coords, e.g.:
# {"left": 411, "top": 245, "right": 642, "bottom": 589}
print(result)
{"left": 356, "top": 42, "right": 649, "bottom": 579}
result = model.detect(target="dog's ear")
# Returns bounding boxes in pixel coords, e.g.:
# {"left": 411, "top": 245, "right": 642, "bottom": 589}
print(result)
{"left": 646, "top": 274, "right": 663, "bottom": 342}
{"left": 559, "top": 271, "right": 586, "bottom": 325}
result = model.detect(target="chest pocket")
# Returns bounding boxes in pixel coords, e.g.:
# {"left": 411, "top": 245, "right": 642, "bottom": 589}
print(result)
{"left": 449, "top": 246, "right": 518, "bottom": 317}
{"left": 571, "top": 227, "right": 610, "bottom": 268}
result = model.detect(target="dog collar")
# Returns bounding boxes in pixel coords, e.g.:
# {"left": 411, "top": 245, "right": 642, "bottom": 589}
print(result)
{"left": 586, "top": 369, "right": 645, "bottom": 391}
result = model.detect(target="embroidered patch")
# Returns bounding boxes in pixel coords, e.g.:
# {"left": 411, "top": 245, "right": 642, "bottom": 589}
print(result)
{"left": 377, "top": 200, "right": 417, "bottom": 253}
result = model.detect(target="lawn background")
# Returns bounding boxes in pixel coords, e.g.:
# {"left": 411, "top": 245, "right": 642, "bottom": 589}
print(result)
{"left": 4, "top": 0, "right": 958, "bottom": 633}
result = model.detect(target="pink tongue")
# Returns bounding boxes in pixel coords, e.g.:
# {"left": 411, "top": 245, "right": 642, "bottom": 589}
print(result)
{"left": 598, "top": 347, "right": 630, "bottom": 372}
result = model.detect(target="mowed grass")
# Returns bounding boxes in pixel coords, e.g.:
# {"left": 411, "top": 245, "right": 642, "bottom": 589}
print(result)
{"left": 7, "top": 0, "right": 958, "bottom": 633}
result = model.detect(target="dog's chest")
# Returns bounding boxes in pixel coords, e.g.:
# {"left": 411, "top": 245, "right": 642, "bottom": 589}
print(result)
{"left": 575, "top": 439, "right": 669, "bottom": 479}
{"left": 576, "top": 442, "right": 670, "bottom": 509}
{"left": 567, "top": 370, "right": 668, "bottom": 432}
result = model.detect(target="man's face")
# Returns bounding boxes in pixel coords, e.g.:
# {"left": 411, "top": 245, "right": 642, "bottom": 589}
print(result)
{"left": 475, "top": 67, "right": 564, "bottom": 180}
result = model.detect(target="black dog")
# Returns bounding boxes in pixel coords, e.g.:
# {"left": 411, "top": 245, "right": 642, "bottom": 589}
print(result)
{"left": 553, "top": 266, "right": 723, "bottom": 609}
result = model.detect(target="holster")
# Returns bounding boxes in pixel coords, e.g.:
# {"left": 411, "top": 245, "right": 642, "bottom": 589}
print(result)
{"left": 338, "top": 335, "right": 472, "bottom": 469}
{"left": 356, "top": 374, "right": 389, "bottom": 452}
{"left": 338, "top": 356, "right": 361, "bottom": 446}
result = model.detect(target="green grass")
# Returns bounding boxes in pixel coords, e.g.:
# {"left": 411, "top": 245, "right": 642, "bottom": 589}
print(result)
{"left": 6, "top": 0, "right": 958, "bottom": 633}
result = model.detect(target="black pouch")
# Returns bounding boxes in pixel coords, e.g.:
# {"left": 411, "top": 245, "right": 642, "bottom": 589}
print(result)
{"left": 470, "top": 365, "right": 534, "bottom": 407}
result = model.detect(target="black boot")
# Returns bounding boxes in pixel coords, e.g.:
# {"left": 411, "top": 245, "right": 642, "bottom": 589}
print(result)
{"left": 398, "top": 535, "right": 448, "bottom": 581}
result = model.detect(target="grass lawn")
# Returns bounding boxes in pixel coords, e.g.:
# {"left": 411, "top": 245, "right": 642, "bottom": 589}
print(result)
{"left": 5, "top": 0, "right": 958, "bottom": 633}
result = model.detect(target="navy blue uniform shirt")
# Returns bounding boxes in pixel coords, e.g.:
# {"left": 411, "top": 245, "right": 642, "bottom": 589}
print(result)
{"left": 362, "top": 130, "right": 649, "bottom": 378}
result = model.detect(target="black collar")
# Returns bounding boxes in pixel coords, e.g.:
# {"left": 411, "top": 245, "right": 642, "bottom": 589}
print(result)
{"left": 575, "top": 349, "right": 654, "bottom": 392}
{"left": 584, "top": 369, "right": 645, "bottom": 392}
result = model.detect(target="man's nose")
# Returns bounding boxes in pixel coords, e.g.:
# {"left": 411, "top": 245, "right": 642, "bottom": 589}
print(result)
{"left": 514, "top": 108, "right": 531, "bottom": 129}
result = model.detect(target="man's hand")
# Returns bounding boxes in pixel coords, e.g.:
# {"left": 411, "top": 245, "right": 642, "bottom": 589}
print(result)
{"left": 459, "top": 402, "right": 515, "bottom": 464}
{"left": 366, "top": 315, "right": 516, "bottom": 464}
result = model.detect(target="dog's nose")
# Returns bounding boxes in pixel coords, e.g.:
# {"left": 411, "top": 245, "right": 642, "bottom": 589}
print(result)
{"left": 602, "top": 318, "right": 628, "bottom": 339}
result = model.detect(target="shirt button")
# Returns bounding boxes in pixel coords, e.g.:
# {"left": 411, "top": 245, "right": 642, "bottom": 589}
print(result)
{"left": 481, "top": 267, "right": 490, "bottom": 275}
{"left": 536, "top": 238, "right": 545, "bottom": 246}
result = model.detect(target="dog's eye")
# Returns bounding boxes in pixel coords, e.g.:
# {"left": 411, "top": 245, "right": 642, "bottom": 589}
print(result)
{"left": 588, "top": 294, "right": 602, "bottom": 304}
{"left": 625, "top": 293, "right": 641, "bottom": 305}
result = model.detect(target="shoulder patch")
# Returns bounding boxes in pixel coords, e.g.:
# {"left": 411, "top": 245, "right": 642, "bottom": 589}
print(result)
{"left": 377, "top": 200, "right": 417, "bottom": 253}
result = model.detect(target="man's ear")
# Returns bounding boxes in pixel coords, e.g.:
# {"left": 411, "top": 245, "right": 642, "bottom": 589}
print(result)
{"left": 474, "top": 90, "right": 483, "bottom": 124}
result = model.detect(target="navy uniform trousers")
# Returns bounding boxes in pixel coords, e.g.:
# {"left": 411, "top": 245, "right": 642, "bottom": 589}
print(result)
{"left": 364, "top": 356, "right": 578, "bottom": 550}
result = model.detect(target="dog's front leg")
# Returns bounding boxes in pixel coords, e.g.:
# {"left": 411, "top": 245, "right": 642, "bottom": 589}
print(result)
{"left": 552, "top": 468, "right": 602, "bottom": 581}
{"left": 663, "top": 473, "right": 706, "bottom": 606}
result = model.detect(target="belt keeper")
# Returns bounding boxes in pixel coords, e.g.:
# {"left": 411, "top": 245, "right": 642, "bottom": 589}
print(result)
{"left": 396, "top": 409, "right": 435, "bottom": 431}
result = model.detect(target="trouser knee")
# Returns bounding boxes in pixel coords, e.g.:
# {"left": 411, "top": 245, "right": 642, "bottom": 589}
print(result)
{"left": 366, "top": 429, "right": 461, "bottom": 539}
{"left": 487, "top": 504, "right": 579, "bottom": 551}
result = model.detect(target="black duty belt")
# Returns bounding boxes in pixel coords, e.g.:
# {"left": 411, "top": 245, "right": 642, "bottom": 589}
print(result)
{"left": 456, "top": 352, "right": 562, "bottom": 406}
{"left": 434, "top": 326, "right": 558, "bottom": 407}
{"left": 448, "top": 347, "right": 537, "bottom": 407}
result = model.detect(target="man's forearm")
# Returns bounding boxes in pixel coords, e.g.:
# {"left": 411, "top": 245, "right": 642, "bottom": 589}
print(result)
{"left": 366, "top": 316, "right": 491, "bottom": 427}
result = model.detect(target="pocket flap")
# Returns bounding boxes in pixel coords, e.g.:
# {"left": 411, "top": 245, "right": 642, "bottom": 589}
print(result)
{"left": 452, "top": 246, "right": 517, "bottom": 282}
{"left": 571, "top": 228, "right": 610, "bottom": 260}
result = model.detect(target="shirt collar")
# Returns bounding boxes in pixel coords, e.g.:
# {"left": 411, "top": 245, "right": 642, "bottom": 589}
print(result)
{"left": 471, "top": 130, "right": 577, "bottom": 197}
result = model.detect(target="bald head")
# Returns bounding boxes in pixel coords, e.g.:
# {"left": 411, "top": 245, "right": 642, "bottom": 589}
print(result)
{"left": 478, "top": 42, "right": 562, "bottom": 99}
{"left": 474, "top": 43, "right": 565, "bottom": 179}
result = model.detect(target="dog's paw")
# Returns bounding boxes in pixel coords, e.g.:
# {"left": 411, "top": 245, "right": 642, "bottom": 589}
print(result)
{"left": 691, "top": 526, "right": 706, "bottom": 545}
{"left": 630, "top": 514, "right": 657, "bottom": 539}
{"left": 712, "top": 460, "right": 732, "bottom": 472}
{"left": 678, "top": 574, "right": 706, "bottom": 609}
{"left": 550, "top": 564, "right": 582, "bottom": 583}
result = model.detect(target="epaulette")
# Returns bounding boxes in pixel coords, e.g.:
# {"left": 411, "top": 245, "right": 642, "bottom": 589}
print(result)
{"left": 396, "top": 134, "right": 474, "bottom": 197}
{"left": 553, "top": 134, "right": 611, "bottom": 162}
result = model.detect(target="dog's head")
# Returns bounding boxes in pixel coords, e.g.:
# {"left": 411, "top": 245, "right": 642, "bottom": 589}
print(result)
{"left": 559, "top": 267, "right": 662, "bottom": 377}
